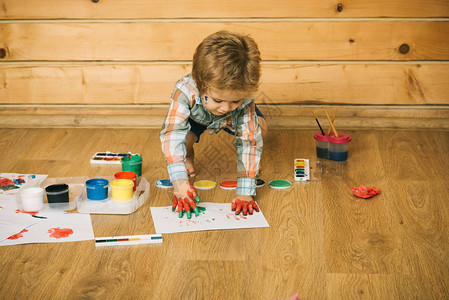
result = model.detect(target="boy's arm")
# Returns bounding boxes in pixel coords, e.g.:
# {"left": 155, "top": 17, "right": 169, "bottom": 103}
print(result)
{"left": 234, "top": 100, "right": 263, "bottom": 197}
{"left": 160, "top": 89, "right": 192, "bottom": 182}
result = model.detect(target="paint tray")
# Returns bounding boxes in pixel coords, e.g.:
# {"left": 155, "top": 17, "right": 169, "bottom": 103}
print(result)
{"left": 90, "top": 151, "right": 140, "bottom": 165}
{"left": 76, "top": 176, "right": 150, "bottom": 214}
{"left": 16, "top": 176, "right": 88, "bottom": 213}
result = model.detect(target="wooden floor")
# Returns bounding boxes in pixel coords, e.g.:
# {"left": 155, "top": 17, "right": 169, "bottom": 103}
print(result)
{"left": 1, "top": 128, "right": 449, "bottom": 299}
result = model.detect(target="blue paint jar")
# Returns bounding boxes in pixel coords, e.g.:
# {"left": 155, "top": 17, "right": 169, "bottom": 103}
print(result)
{"left": 86, "top": 178, "right": 109, "bottom": 201}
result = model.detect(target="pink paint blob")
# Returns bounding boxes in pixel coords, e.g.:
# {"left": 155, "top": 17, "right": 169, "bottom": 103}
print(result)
{"left": 8, "top": 229, "right": 28, "bottom": 240}
{"left": 48, "top": 227, "right": 73, "bottom": 239}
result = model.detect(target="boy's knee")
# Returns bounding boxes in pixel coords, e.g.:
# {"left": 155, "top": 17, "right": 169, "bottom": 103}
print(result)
{"left": 186, "top": 131, "right": 199, "bottom": 150}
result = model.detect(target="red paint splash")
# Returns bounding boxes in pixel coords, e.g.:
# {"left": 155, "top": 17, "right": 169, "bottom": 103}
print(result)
{"left": 48, "top": 227, "right": 73, "bottom": 239}
{"left": 185, "top": 220, "right": 199, "bottom": 226}
{"left": 226, "top": 213, "right": 248, "bottom": 221}
{"left": 178, "top": 220, "right": 199, "bottom": 227}
{"left": 15, "top": 209, "right": 38, "bottom": 215}
{"left": 8, "top": 229, "right": 28, "bottom": 240}
{"left": 0, "top": 177, "right": 15, "bottom": 186}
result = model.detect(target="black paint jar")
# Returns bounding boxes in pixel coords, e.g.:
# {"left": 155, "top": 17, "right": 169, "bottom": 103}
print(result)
{"left": 45, "top": 184, "right": 69, "bottom": 204}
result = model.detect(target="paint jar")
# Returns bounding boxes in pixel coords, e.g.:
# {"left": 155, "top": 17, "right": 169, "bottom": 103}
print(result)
{"left": 329, "top": 133, "right": 352, "bottom": 161}
{"left": 20, "top": 187, "right": 44, "bottom": 212}
{"left": 86, "top": 178, "right": 109, "bottom": 201}
{"left": 121, "top": 155, "right": 142, "bottom": 176}
{"left": 110, "top": 179, "right": 134, "bottom": 202}
{"left": 314, "top": 132, "right": 330, "bottom": 159}
{"left": 114, "top": 171, "right": 137, "bottom": 191}
{"left": 45, "top": 184, "right": 69, "bottom": 205}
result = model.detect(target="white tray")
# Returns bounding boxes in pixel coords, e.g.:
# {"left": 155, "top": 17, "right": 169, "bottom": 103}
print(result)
{"left": 76, "top": 176, "right": 150, "bottom": 215}
{"left": 16, "top": 176, "right": 88, "bottom": 213}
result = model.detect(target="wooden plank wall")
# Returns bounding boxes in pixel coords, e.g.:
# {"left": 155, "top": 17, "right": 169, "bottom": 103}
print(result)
{"left": 0, "top": 0, "right": 449, "bottom": 129}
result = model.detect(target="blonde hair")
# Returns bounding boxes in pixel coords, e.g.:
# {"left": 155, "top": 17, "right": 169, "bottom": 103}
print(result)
{"left": 192, "top": 31, "right": 261, "bottom": 96}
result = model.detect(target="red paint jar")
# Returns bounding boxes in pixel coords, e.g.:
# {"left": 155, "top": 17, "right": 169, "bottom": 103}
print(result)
{"left": 114, "top": 171, "right": 137, "bottom": 191}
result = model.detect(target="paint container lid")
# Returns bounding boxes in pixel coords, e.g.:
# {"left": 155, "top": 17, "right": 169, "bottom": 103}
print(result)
{"left": 314, "top": 132, "right": 330, "bottom": 142}
{"left": 110, "top": 179, "right": 134, "bottom": 189}
{"left": 328, "top": 133, "right": 351, "bottom": 144}
{"left": 219, "top": 180, "right": 237, "bottom": 190}
{"left": 256, "top": 179, "right": 265, "bottom": 188}
{"left": 269, "top": 180, "right": 292, "bottom": 189}
{"left": 45, "top": 184, "right": 69, "bottom": 195}
{"left": 155, "top": 179, "right": 173, "bottom": 189}
{"left": 114, "top": 171, "right": 137, "bottom": 180}
{"left": 86, "top": 178, "right": 109, "bottom": 189}
{"left": 194, "top": 180, "right": 217, "bottom": 190}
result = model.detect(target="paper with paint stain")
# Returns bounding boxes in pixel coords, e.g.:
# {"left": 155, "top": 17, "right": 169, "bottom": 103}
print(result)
{"left": 0, "top": 211, "right": 94, "bottom": 246}
{"left": 0, "top": 173, "right": 48, "bottom": 210}
{"left": 0, "top": 210, "right": 43, "bottom": 242}
{"left": 150, "top": 202, "right": 270, "bottom": 234}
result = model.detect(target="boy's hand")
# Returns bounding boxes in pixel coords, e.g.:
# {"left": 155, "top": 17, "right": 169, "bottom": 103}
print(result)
{"left": 172, "top": 180, "right": 201, "bottom": 219}
{"left": 231, "top": 195, "right": 259, "bottom": 216}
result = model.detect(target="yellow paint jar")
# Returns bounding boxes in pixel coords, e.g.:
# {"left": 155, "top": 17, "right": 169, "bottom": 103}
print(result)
{"left": 110, "top": 179, "right": 134, "bottom": 202}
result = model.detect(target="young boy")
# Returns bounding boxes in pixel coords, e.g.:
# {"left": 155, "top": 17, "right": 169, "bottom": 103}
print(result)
{"left": 160, "top": 31, "right": 267, "bottom": 219}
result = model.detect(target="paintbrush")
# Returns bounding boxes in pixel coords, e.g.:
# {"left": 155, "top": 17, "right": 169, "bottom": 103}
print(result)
{"left": 322, "top": 105, "right": 339, "bottom": 137}
{"left": 327, "top": 109, "right": 337, "bottom": 135}
{"left": 311, "top": 110, "right": 325, "bottom": 135}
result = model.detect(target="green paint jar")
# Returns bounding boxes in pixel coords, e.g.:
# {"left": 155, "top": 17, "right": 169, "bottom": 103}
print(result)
{"left": 121, "top": 155, "right": 142, "bottom": 176}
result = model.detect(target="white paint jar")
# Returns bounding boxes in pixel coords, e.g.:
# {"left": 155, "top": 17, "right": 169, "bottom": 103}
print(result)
{"left": 20, "top": 187, "right": 44, "bottom": 212}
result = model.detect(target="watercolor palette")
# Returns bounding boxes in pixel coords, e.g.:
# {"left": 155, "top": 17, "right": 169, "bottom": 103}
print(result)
{"left": 77, "top": 176, "right": 150, "bottom": 215}
{"left": 95, "top": 234, "right": 163, "bottom": 247}
{"left": 90, "top": 152, "right": 140, "bottom": 165}
{"left": 294, "top": 159, "right": 310, "bottom": 181}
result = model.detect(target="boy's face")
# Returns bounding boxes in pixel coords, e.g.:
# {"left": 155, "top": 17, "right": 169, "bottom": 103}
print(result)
{"left": 203, "top": 89, "right": 247, "bottom": 116}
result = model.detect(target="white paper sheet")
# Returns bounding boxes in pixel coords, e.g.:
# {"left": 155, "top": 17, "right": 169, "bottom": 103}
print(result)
{"left": 0, "top": 173, "right": 48, "bottom": 210}
{"left": 0, "top": 210, "right": 43, "bottom": 242}
{"left": 150, "top": 202, "right": 269, "bottom": 234}
{"left": 0, "top": 211, "right": 94, "bottom": 246}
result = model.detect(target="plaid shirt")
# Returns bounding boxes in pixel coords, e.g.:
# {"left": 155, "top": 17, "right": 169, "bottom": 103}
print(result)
{"left": 160, "top": 74, "right": 263, "bottom": 196}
